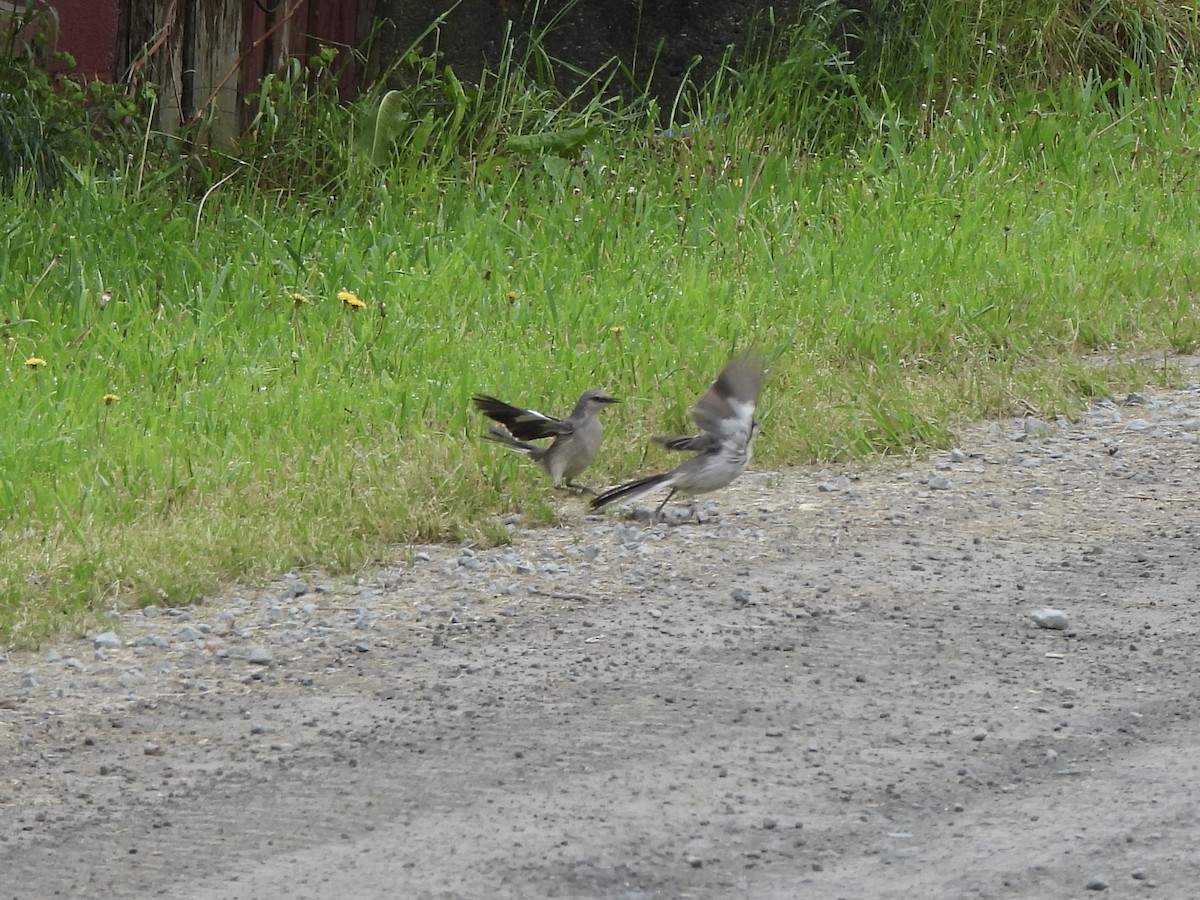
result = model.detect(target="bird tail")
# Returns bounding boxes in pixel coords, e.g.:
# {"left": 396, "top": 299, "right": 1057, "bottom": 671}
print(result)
{"left": 590, "top": 472, "right": 671, "bottom": 510}
{"left": 482, "top": 425, "right": 545, "bottom": 462}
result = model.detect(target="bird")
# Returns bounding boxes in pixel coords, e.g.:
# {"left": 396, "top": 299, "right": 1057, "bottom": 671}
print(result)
{"left": 473, "top": 389, "right": 620, "bottom": 493}
{"left": 590, "top": 354, "right": 765, "bottom": 520}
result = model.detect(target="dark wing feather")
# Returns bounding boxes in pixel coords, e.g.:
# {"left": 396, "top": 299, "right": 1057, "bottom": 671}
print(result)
{"left": 653, "top": 433, "right": 719, "bottom": 453}
{"left": 472, "top": 395, "right": 573, "bottom": 440}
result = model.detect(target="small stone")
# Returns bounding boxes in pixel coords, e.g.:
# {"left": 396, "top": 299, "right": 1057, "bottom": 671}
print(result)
{"left": 250, "top": 723, "right": 269, "bottom": 735}
{"left": 948, "top": 448, "right": 967, "bottom": 463}
{"left": 45, "top": 650, "right": 61, "bottom": 663}
{"left": 972, "top": 729, "right": 987, "bottom": 742}
{"left": 817, "top": 475, "right": 852, "bottom": 492}
{"left": 762, "top": 817, "right": 778, "bottom": 830}
{"left": 927, "top": 475, "right": 951, "bottom": 490}
{"left": 684, "top": 854, "right": 703, "bottom": 869}
{"left": 353, "top": 639, "right": 371, "bottom": 653}
{"left": 92, "top": 631, "right": 121, "bottom": 650}
{"left": 1131, "top": 868, "right": 1146, "bottom": 881}
{"left": 248, "top": 648, "right": 274, "bottom": 665}
{"left": 1085, "top": 877, "right": 1109, "bottom": 891}
{"left": 732, "top": 588, "right": 751, "bottom": 607}
{"left": 1031, "top": 608, "right": 1069, "bottom": 630}
{"left": 1124, "top": 418, "right": 1153, "bottom": 432}
{"left": 1024, "top": 417, "right": 1052, "bottom": 436}
{"left": 615, "top": 523, "right": 642, "bottom": 544}
{"left": 174, "top": 625, "right": 204, "bottom": 642}
{"left": 143, "top": 741, "right": 163, "bottom": 756}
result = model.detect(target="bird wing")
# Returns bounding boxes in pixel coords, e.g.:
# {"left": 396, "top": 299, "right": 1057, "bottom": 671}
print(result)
{"left": 653, "top": 432, "right": 720, "bottom": 453}
{"left": 688, "top": 356, "right": 764, "bottom": 447}
{"left": 472, "top": 395, "right": 573, "bottom": 440}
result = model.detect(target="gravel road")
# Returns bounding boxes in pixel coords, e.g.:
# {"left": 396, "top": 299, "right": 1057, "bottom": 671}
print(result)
{"left": 4, "top": 377, "right": 1200, "bottom": 899}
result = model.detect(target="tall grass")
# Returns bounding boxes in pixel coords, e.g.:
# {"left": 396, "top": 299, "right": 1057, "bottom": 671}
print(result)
{"left": 2, "top": 2, "right": 1200, "bottom": 643}
{"left": 860, "top": 0, "right": 1200, "bottom": 107}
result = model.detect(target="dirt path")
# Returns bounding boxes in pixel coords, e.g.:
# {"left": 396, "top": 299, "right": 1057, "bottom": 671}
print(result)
{"left": 3, "top": 378, "right": 1200, "bottom": 899}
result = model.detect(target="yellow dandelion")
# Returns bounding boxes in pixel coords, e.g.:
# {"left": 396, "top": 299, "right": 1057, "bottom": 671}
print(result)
{"left": 103, "top": 393, "right": 119, "bottom": 405}
{"left": 25, "top": 356, "right": 46, "bottom": 368}
{"left": 609, "top": 325, "right": 625, "bottom": 336}
{"left": 289, "top": 292, "right": 308, "bottom": 305}
{"left": 506, "top": 290, "right": 518, "bottom": 300}
{"left": 338, "top": 290, "right": 365, "bottom": 310}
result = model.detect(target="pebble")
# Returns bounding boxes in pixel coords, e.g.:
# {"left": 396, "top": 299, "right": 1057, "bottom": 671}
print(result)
{"left": 248, "top": 648, "right": 274, "bottom": 665}
{"left": 1085, "top": 877, "right": 1109, "bottom": 891}
{"left": 1031, "top": 608, "right": 1069, "bottom": 630}
{"left": 91, "top": 632, "right": 121, "bottom": 650}
{"left": 817, "top": 475, "right": 852, "bottom": 492}
{"left": 927, "top": 475, "right": 951, "bottom": 490}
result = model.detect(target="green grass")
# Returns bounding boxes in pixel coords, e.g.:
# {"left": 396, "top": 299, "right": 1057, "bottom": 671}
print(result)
{"left": 3, "top": 69, "right": 1200, "bottom": 644}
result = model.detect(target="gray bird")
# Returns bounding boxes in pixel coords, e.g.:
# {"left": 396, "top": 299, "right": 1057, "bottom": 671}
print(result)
{"left": 473, "top": 389, "right": 620, "bottom": 493}
{"left": 590, "top": 355, "right": 765, "bottom": 520}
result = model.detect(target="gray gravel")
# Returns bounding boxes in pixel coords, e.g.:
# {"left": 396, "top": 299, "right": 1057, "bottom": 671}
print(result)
{"left": 4, "top": 376, "right": 1200, "bottom": 898}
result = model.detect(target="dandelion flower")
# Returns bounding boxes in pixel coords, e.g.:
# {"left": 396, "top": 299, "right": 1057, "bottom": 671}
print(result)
{"left": 609, "top": 325, "right": 625, "bottom": 336}
{"left": 103, "top": 393, "right": 119, "bottom": 405}
{"left": 25, "top": 356, "right": 46, "bottom": 368}
{"left": 289, "top": 292, "right": 308, "bottom": 305}
{"left": 506, "top": 291, "right": 518, "bottom": 300}
{"left": 338, "top": 290, "right": 365, "bottom": 310}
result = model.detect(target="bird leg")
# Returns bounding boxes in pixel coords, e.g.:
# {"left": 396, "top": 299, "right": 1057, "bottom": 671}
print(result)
{"left": 652, "top": 488, "right": 678, "bottom": 524}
